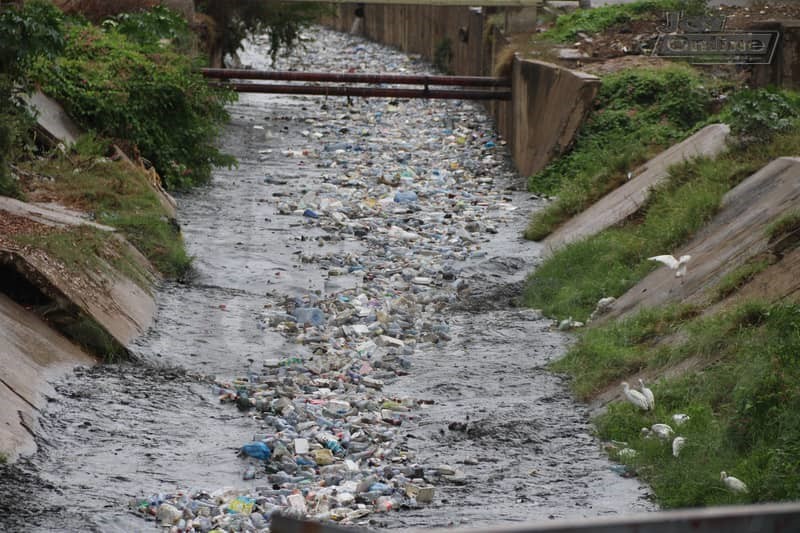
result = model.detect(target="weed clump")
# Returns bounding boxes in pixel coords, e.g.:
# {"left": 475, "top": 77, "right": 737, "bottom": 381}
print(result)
{"left": 537, "top": 0, "right": 707, "bottom": 44}
{"left": 525, "top": 65, "right": 717, "bottom": 240}
{"left": 724, "top": 89, "right": 800, "bottom": 146}
{"left": 583, "top": 302, "right": 800, "bottom": 507}
{"left": 29, "top": 12, "right": 236, "bottom": 189}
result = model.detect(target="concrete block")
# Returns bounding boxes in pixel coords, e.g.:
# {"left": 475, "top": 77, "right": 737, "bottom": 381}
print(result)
{"left": 0, "top": 295, "right": 94, "bottom": 462}
{"left": 604, "top": 157, "right": 800, "bottom": 321}
{"left": 543, "top": 123, "right": 731, "bottom": 254}
{"left": 23, "top": 91, "right": 82, "bottom": 147}
{"left": 504, "top": 6, "right": 538, "bottom": 34}
{"left": 0, "top": 197, "right": 158, "bottom": 349}
{"left": 750, "top": 20, "right": 800, "bottom": 90}
{"left": 511, "top": 59, "right": 601, "bottom": 178}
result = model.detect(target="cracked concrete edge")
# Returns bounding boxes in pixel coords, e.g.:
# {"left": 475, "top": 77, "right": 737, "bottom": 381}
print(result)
{"left": 542, "top": 123, "right": 732, "bottom": 255}
{"left": 1, "top": 200, "right": 161, "bottom": 462}
{"left": 603, "top": 157, "right": 800, "bottom": 322}
{"left": 0, "top": 294, "right": 95, "bottom": 463}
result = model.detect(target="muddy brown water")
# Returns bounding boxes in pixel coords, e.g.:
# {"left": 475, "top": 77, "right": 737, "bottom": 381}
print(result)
{"left": 0, "top": 29, "right": 654, "bottom": 531}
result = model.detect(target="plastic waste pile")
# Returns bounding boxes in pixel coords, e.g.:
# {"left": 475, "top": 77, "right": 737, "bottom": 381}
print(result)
{"left": 134, "top": 27, "right": 523, "bottom": 532}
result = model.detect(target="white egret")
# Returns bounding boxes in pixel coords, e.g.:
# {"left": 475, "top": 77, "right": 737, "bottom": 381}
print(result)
{"left": 720, "top": 471, "right": 748, "bottom": 493}
{"left": 622, "top": 382, "right": 651, "bottom": 411}
{"left": 648, "top": 254, "right": 692, "bottom": 277}
{"left": 650, "top": 423, "right": 674, "bottom": 440}
{"left": 672, "top": 413, "right": 691, "bottom": 426}
{"left": 672, "top": 436, "right": 686, "bottom": 457}
{"left": 618, "top": 448, "right": 638, "bottom": 459}
{"left": 638, "top": 378, "right": 655, "bottom": 410}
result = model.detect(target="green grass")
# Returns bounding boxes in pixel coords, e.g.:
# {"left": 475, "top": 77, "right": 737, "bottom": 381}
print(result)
{"left": 536, "top": 0, "right": 704, "bottom": 44}
{"left": 551, "top": 304, "right": 699, "bottom": 398}
{"left": 11, "top": 225, "right": 147, "bottom": 361}
{"left": 524, "top": 127, "right": 800, "bottom": 322}
{"left": 13, "top": 225, "right": 154, "bottom": 290}
{"left": 62, "top": 314, "right": 127, "bottom": 362}
{"left": 525, "top": 65, "right": 721, "bottom": 241}
{"left": 572, "top": 301, "right": 800, "bottom": 507}
{"left": 713, "top": 257, "right": 772, "bottom": 302}
{"left": 765, "top": 210, "right": 800, "bottom": 241}
{"left": 21, "top": 156, "right": 191, "bottom": 278}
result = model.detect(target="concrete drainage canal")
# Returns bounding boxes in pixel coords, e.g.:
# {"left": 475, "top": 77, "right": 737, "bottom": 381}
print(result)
{"left": 0, "top": 29, "right": 655, "bottom": 531}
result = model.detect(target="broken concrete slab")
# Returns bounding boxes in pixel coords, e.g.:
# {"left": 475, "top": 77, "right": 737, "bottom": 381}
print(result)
{"left": 512, "top": 58, "right": 601, "bottom": 178}
{"left": 0, "top": 196, "right": 114, "bottom": 232}
{"left": 543, "top": 123, "right": 731, "bottom": 254}
{"left": 0, "top": 197, "right": 158, "bottom": 349}
{"left": 602, "top": 157, "right": 800, "bottom": 322}
{"left": 0, "top": 294, "right": 94, "bottom": 462}
{"left": 24, "top": 91, "right": 82, "bottom": 147}
{"left": 24, "top": 90, "right": 178, "bottom": 220}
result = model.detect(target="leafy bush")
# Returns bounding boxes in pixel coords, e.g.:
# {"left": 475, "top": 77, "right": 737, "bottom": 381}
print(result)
{"left": 582, "top": 301, "right": 800, "bottom": 507}
{"left": 109, "top": 5, "right": 195, "bottom": 53}
{"left": 538, "top": 0, "right": 706, "bottom": 43}
{"left": 30, "top": 20, "right": 236, "bottom": 189}
{"left": 197, "top": 1, "right": 331, "bottom": 62}
{"left": 526, "top": 65, "right": 715, "bottom": 239}
{"left": 724, "top": 89, "right": 800, "bottom": 145}
{"left": 0, "top": 0, "right": 65, "bottom": 196}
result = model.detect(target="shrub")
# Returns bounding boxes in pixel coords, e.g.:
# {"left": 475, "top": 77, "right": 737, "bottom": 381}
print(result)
{"left": 538, "top": 0, "right": 707, "bottom": 43}
{"left": 30, "top": 20, "right": 236, "bottom": 189}
{"left": 526, "top": 65, "right": 715, "bottom": 239}
{"left": 110, "top": 4, "right": 195, "bottom": 53}
{"left": 0, "top": 0, "right": 65, "bottom": 197}
{"left": 725, "top": 89, "right": 800, "bottom": 145}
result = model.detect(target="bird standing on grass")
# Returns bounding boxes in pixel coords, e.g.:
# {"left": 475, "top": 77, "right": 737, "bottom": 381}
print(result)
{"left": 720, "top": 471, "right": 748, "bottom": 493}
{"left": 638, "top": 378, "right": 655, "bottom": 410}
{"left": 672, "top": 436, "right": 686, "bottom": 457}
{"left": 622, "top": 382, "right": 651, "bottom": 411}
{"left": 650, "top": 423, "right": 674, "bottom": 440}
{"left": 648, "top": 254, "right": 692, "bottom": 278}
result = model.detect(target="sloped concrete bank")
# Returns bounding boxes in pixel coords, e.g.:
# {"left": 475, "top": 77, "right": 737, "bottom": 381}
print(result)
{"left": 0, "top": 295, "right": 94, "bottom": 463}
{"left": 542, "top": 124, "right": 732, "bottom": 255}
{"left": 0, "top": 195, "right": 159, "bottom": 462}
{"left": 323, "top": 3, "right": 600, "bottom": 178}
{"left": 0, "top": 88, "right": 170, "bottom": 462}
{"left": 604, "top": 157, "right": 800, "bottom": 322}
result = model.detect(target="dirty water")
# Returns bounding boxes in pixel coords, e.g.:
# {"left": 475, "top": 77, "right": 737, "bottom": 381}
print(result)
{"left": 0, "top": 28, "right": 654, "bottom": 532}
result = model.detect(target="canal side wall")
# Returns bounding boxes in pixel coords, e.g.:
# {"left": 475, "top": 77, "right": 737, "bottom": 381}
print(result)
{"left": 0, "top": 198, "right": 160, "bottom": 462}
{"left": 322, "top": 4, "right": 600, "bottom": 178}
{"left": 0, "top": 102, "right": 162, "bottom": 463}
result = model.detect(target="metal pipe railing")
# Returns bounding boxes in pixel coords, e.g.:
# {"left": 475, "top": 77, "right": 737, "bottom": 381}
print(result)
{"left": 201, "top": 68, "right": 511, "bottom": 87}
{"left": 210, "top": 82, "right": 511, "bottom": 100}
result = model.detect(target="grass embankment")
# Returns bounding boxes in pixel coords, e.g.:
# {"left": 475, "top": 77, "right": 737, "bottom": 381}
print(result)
{"left": 523, "top": 25, "right": 800, "bottom": 504}
{"left": 535, "top": 0, "right": 696, "bottom": 44}
{"left": 555, "top": 301, "right": 800, "bottom": 507}
{"left": 524, "top": 127, "right": 800, "bottom": 321}
{"left": 20, "top": 151, "right": 190, "bottom": 278}
{"left": 524, "top": 65, "right": 721, "bottom": 241}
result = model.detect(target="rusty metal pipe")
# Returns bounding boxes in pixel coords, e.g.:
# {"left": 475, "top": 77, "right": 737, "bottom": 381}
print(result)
{"left": 213, "top": 82, "right": 511, "bottom": 100}
{"left": 201, "top": 68, "right": 511, "bottom": 87}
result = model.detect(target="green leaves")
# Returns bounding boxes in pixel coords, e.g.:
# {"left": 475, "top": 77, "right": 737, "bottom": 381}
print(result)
{"left": 726, "top": 89, "right": 800, "bottom": 145}
{"left": 30, "top": 21, "right": 237, "bottom": 189}
{"left": 0, "top": 0, "right": 66, "bottom": 197}
{"left": 0, "top": 0, "right": 64, "bottom": 76}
